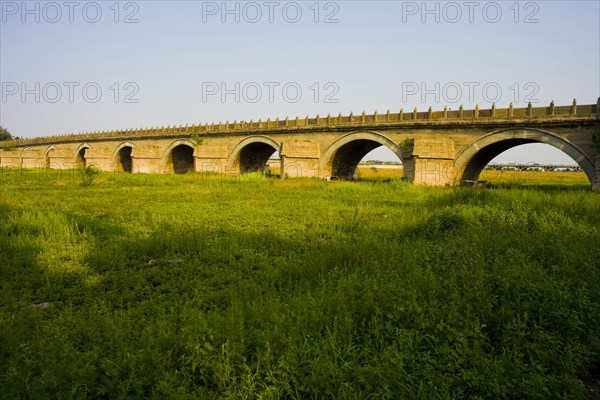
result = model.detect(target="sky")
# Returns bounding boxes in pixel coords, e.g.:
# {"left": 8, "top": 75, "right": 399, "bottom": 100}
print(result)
{"left": 1, "top": 0, "right": 599, "bottom": 164}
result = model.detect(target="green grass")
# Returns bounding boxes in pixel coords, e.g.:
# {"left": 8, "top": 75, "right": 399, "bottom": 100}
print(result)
{"left": 479, "top": 170, "right": 591, "bottom": 189}
{"left": 1, "top": 170, "right": 599, "bottom": 399}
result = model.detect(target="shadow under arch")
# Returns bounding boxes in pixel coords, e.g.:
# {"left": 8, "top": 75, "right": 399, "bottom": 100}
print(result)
{"left": 162, "top": 139, "right": 196, "bottom": 174}
{"left": 454, "top": 128, "right": 596, "bottom": 186}
{"left": 111, "top": 142, "right": 137, "bottom": 173}
{"left": 227, "top": 135, "right": 282, "bottom": 174}
{"left": 319, "top": 131, "right": 405, "bottom": 180}
{"left": 74, "top": 143, "right": 91, "bottom": 168}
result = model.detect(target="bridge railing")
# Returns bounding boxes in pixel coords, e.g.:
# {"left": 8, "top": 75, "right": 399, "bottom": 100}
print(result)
{"left": 2, "top": 98, "right": 599, "bottom": 148}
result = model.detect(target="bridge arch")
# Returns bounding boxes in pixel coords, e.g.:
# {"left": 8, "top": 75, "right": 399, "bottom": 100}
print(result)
{"left": 14, "top": 147, "right": 32, "bottom": 168}
{"left": 319, "top": 131, "right": 405, "bottom": 180}
{"left": 43, "top": 145, "right": 56, "bottom": 168}
{"left": 74, "top": 143, "right": 90, "bottom": 167}
{"left": 162, "top": 139, "right": 196, "bottom": 174}
{"left": 227, "top": 135, "right": 282, "bottom": 174}
{"left": 454, "top": 128, "right": 596, "bottom": 185}
{"left": 112, "top": 142, "right": 137, "bottom": 173}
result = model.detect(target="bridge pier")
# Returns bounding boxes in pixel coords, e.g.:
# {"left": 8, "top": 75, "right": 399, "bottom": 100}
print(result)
{"left": 0, "top": 149, "right": 22, "bottom": 168}
{"left": 46, "top": 148, "right": 77, "bottom": 169}
{"left": 194, "top": 144, "right": 227, "bottom": 175}
{"left": 411, "top": 157, "right": 455, "bottom": 186}
{"left": 410, "top": 137, "right": 456, "bottom": 186}
{"left": 594, "top": 155, "right": 600, "bottom": 192}
{"left": 281, "top": 141, "right": 320, "bottom": 178}
{"left": 130, "top": 146, "right": 163, "bottom": 173}
{"left": 281, "top": 157, "right": 319, "bottom": 178}
{"left": 20, "top": 149, "right": 45, "bottom": 169}
{"left": 71, "top": 146, "right": 116, "bottom": 171}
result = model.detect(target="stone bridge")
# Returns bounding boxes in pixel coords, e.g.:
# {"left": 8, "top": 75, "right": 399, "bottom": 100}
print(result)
{"left": 1, "top": 99, "right": 599, "bottom": 190}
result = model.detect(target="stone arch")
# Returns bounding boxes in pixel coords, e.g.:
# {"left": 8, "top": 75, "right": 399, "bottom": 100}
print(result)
{"left": 319, "top": 131, "right": 405, "bottom": 180}
{"left": 14, "top": 147, "right": 31, "bottom": 168}
{"left": 454, "top": 128, "right": 595, "bottom": 185}
{"left": 43, "top": 145, "right": 56, "bottom": 168}
{"left": 162, "top": 139, "right": 196, "bottom": 174}
{"left": 227, "top": 135, "right": 282, "bottom": 174}
{"left": 74, "top": 143, "right": 90, "bottom": 167}
{"left": 112, "top": 142, "right": 137, "bottom": 173}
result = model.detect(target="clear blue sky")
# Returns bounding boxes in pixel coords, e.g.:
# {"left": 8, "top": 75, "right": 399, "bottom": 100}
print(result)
{"left": 1, "top": 0, "right": 599, "bottom": 163}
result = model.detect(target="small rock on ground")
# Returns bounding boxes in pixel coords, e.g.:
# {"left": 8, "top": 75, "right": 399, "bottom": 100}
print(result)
{"left": 30, "top": 302, "right": 50, "bottom": 309}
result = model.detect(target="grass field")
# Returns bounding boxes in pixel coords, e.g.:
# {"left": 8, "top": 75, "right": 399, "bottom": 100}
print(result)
{"left": 357, "top": 165, "right": 591, "bottom": 188}
{"left": 1, "top": 169, "right": 599, "bottom": 399}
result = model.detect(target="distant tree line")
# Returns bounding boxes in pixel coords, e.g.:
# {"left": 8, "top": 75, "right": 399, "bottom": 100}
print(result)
{"left": 0, "top": 126, "right": 18, "bottom": 141}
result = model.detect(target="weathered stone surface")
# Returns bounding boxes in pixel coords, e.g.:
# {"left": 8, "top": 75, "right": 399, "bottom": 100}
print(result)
{"left": 196, "top": 145, "right": 227, "bottom": 159}
{"left": 412, "top": 136, "right": 455, "bottom": 159}
{"left": 280, "top": 141, "right": 320, "bottom": 159}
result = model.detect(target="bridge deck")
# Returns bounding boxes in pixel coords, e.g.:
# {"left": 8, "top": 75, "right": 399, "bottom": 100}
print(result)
{"left": 2, "top": 100, "right": 599, "bottom": 147}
